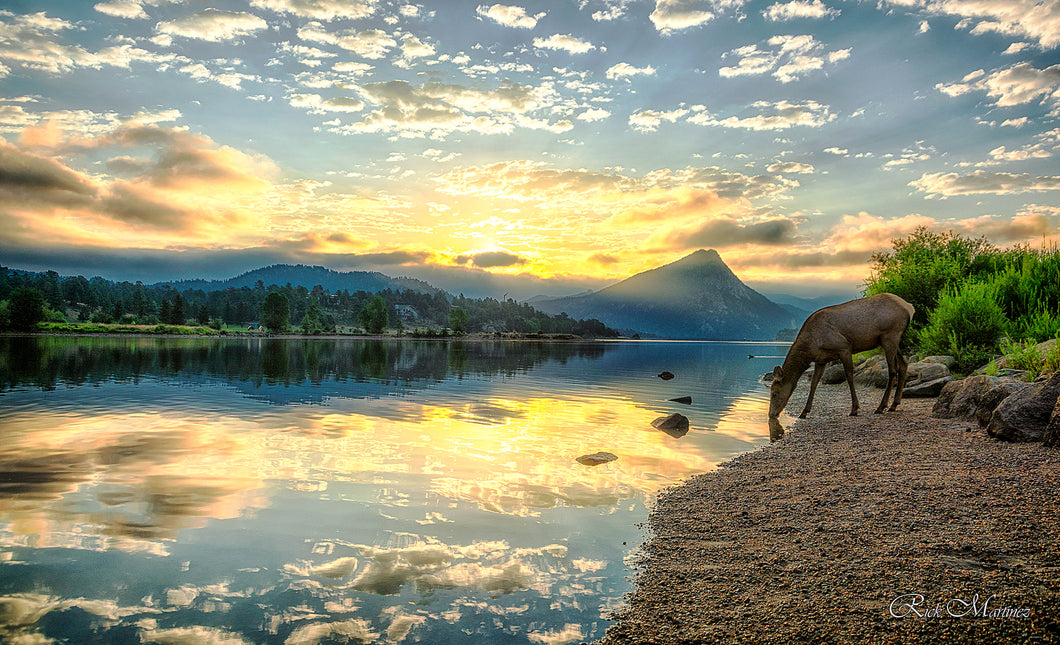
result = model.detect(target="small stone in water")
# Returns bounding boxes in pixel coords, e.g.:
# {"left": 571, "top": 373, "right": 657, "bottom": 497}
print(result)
{"left": 577, "top": 452, "right": 618, "bottom": 466}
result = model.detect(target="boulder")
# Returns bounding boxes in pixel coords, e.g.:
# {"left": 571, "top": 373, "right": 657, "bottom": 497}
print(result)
{"left": 652, "top": 413, "right": 690, "bottom": 438}
{"left": 921, "top": 355, "right": 957, "bottom": 368}
{"left": 1044, "top": 398, "right": 1060, "bottom": 448}
{"left": 822, "top": 362, "right": 847, "bottom": 384}
{"left": 905, "top": 361, "right": 951, "bottom": 385}
{"left": 854, "top": 355, "right": 891, "bottom": 387}
{"left": 576, "top": 452, "right": 618, "bottom": 466}
{"left": 986, "top": 371, "right": 1060, "bottom": 442}
{"left": 903, "top": 376, "right": 955, "bottom": 398}
{"left": 975, "top": 380, "right": 1030, "bottom": 428}
{"left": 932, "top": 375, "right": 1032, "bottom": 425}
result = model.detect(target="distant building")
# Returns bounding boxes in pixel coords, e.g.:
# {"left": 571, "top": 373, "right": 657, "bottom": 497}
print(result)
{"left": 394, "top": 305, "right": 419, "bottom": 321}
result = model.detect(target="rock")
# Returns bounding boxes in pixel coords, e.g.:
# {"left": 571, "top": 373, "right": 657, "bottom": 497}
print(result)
{"left": 905, "top": 361, "right": 950, "bottom": 386}
{"left": 903, "top": 376, "right": 955, "bottom": 398}
{"left": 657, "top": 371, "right": 675, "bottom": 380}
{"left": 1045, "top": 398, "right": 1060, "bottom": 448}
{"left": 986, "top": 371, "right": 1060, "bottom": 442}
{"left": 576, "top": 452, "right": 618, "bottom": 466}
{"left": 854, "top": 355, "right": 891, "bottom": 388}
{"left": 761, "top": 372, "right": 775, "bottom": 382}
{"left": 668, "top": 396, "right": 693, "bottom": 404}
{"left": 822, "top": 362, "right": 846, "bottom": 384}
{"left": 975, "top": 381, "right": 1029, "bottom": 428}
{"left": 921, "top": 355, "right": 957, "bottom": 368}
{"left": 652, "top": 413, "right": 690, "bottom": 438}
{"left": 932, "top": 375, "right": 1032, "bottom": 426}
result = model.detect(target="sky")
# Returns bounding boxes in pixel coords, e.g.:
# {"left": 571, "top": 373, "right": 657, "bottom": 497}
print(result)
{"left": 0, "top": 0, "right": 1058, "bottom": 299}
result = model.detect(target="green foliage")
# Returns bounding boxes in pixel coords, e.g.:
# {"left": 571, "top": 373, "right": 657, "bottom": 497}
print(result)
{"left": 7, "top": 287, "right": 48, "bottom": 331}
{"left": 917, "top": 282, "right": 1008, "bottom": 373}
{"left": 448, "top": 306, "right": 469, "bottom": 334}
{"left": 300, "top": 299, "right": 324, "bottom": 335}
{"left": 1001, "top": 338, "right": 1043, "bottom": 377}
{"left": 263, "top": 291, "right": 290, "bottom": 333}
{"left": 359, "top": 295, "right": 389, "bottom": 334}
{"left": 865, "top": 227, "right": 996, "bottom": 329}
{"left": 982, "top": 358, "right": 999, "bottom": 377}
{"left": 1046, "top": 342, "right": 1060, "bottom": 374}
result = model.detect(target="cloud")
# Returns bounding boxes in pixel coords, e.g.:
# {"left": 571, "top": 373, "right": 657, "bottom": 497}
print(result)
{"left": 719, "top": 35, "right": 849, "bottom": 83}
{"left": 936, "top": 63, "right": 1060, "bottom": 108}
{"left": 629, "top": 108, "right": 689, "bottom": 132}
{"left": 910, "top": 170, "right": 1060, "bottom": 198}
{"left": 399, "top": 34, "right": 435, "bottom": 61}
{"left": 605, "top": 62, "right": 656, "bottom": 79}
{"left": 94, "top": 0, "right": 149, "bottom": 19}
{"left": 476, "top": 4, "right": 546, "bottom": 28}
{"left": 251, "top": 0, "right": 377, "bottom": 20}
{"left": 0, "top": 10, "right": 175, "bottom": 75}
{"left": 298, "top": 22, "right": 397, "bottom": 59}
{"left": 650, "top": 0, "right": 748, "bottom": 32}
{"left": 661, "top": 217, "right": 799, "bottom": 248}
{"left": 455, "top": 251, "right": 529, "bottom": 268}
{"left": 289, "top": 93, "right": 366, "bottom": 113}
{"left": 577, "top": 107, "right": 611, "bottom": 122}
{"left": 762, "top": 0, "right": 839, "bottom": 20}
{"left": 156, "top": 9, "right": 268, "bottom": 42}
{"left": 879, "top": 0, "right": 1060, "bottom": 49}
{"left": 532, "top": 34, "right": 596, "bottom": 54}
{"left": 326, "top": 79, "right": 569, "bottom": 138}
{"left": 0, "top": 138, "right": 95, "bottom": 199}
{"left": 689, "top": 100, "right": 836, "bottom": 130}
{"left": 767, "top": 161, "right": 814, "bottom": 173}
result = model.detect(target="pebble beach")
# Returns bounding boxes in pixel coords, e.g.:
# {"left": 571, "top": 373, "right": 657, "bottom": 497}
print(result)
{"left": 600, "top": 383, "right": 1060, "bottom": 644}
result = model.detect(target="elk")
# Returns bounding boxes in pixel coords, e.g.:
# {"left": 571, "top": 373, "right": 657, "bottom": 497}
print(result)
{"left": 768, "top": 293, "right": 915, "bottom": 419}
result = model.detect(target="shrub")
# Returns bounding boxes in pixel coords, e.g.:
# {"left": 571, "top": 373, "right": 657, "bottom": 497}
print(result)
{"left": 918, "top": 282, "right": 1008, "bottom": 373}
{"left": 1001, "top": 338, "right": 1044, "bottom": 378}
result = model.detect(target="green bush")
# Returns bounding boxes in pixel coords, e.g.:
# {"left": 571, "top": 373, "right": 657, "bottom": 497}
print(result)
{"left": 1001, "top": 338, "right": 1044, "bottom": 378}
{"left": 918, "top": 282, "right": 1008, "bottom": 373}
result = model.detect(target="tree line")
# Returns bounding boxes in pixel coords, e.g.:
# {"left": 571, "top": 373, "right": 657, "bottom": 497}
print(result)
{"left": 0, "top": 266, "right": 620, "bottom": 338}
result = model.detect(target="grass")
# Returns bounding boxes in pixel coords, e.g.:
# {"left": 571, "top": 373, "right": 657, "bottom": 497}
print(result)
{"left": 38, "top": 322, "right": 220, "bottom": 335}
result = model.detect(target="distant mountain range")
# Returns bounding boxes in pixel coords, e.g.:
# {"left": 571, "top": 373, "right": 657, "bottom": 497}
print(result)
{"left": 26, "top": 250, "right": 828, "bottom": 339}
{"left": 533, "top": 249, "right": 803, "bottom": 340}
{"left": 154, "top": 264, "right": 443, "bottom": 295}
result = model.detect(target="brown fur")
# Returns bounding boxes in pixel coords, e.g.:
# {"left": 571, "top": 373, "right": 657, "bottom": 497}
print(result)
{"left": 769, "top": 293, "right": 915, "bottom": 419}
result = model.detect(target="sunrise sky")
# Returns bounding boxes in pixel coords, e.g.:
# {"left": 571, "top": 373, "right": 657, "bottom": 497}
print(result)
{"left": 1, "top": 0, "right": 1058, "bottom": 298}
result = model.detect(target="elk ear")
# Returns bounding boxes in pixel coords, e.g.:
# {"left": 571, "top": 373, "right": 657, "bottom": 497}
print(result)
{"left": 772, "top": 366, "right": 783, "bottom": 380}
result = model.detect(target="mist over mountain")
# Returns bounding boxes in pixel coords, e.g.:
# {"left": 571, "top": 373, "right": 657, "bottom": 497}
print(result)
{"left": 154, "top": 264, "right": 443, "bottom": 295}
{"left": 533, "top": 249, "right": 802, "bottom": 340}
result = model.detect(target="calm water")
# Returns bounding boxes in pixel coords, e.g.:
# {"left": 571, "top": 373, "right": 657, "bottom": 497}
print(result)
{"left": 0, "top": 336, "right": 787, "bottom": 645}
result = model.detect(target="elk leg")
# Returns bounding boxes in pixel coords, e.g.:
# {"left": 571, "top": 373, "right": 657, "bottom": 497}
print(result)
{"left": 840, "top": 352, "right": 859, "bottom": 416}
{"left": 888, "top": 353, "right": 909, "bottom": 411}
{"left": 876, "top": 345, "right": 898, "bottom": 413}
{"left": 799, "top": 362, "right": 827, "bottom": 418}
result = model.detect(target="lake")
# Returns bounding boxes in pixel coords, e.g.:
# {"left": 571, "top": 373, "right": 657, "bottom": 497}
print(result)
{"left": 0, "top": 336, "right": 788, "bottom": 644}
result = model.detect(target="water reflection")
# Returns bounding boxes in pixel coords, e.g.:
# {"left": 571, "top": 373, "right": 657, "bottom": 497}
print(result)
{"left": 768, "top": 418, "right": 785, "bottom": 442}
{"left": 0, "top": 336, "right": 784, "bottom": 644}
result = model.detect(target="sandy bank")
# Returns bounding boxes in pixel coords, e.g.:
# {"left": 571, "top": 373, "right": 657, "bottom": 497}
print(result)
{"left": 601, "top": 384, "right": 1060, "bottom": 644}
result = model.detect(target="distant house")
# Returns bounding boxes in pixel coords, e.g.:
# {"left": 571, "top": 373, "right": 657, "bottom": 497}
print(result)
{"left": 394, "top": 305, "right": 419, "bottom": 321}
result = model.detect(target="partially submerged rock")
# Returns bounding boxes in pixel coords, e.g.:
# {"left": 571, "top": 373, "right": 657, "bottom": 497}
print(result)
{"left": 986, "top": 372, "right": 1060, "bottom": 442}
{"left": 657, "top": 371, "right": 675, "bottom": 380}
{"left": 668, "top": 396, "right": 693, "bottom": 404}
{"left": 576, "top": 452, "right": 618, "bottom": 466}
{"left": 652, "top": 413, "right": 690, "bottom": 438}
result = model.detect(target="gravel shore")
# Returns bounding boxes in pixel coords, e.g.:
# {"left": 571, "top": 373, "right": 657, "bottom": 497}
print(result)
{"left": 600, "top": 383, "right": 1060, "bottom": 644}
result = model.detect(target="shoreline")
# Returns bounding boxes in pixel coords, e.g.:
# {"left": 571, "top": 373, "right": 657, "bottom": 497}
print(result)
{"left": 600, "top": 384, "right": 1059, "bottom": 644}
